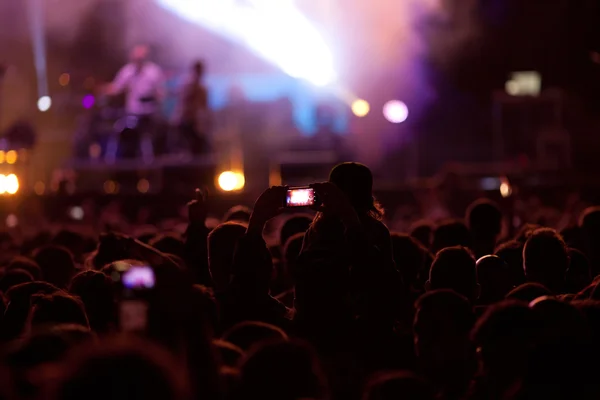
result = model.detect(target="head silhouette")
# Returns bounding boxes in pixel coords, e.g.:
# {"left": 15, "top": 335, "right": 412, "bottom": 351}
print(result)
{"left": 410, "top": 220, "right": 433, "bottom": 249}
{"left": 471, "top": 301, "right": 540, "bottom": 381}
{"left": 431, "top": 220, "right": 471, "bottom": 255}
{"left": 476, "top": 255, "right": 514, "bottom": 304}
{"left": 414, "top": 290, "right": 475, "bottom": 396}
{"left": 566, "top": 248, "right": 592, "bottom": 294}
{"left": 391, "top": 233, "right": 429, "bottom": 291}
{"left": 68, "top": 270, "right": 116, "bottom": 333}
{"left": 7, "top": 256, "right": 42, "bottom": 280}
{"left": 428, "top": 246, "right": 478, "bottom": 302}
{"left": 29, "top": 293, "right": 89, "bottom": 331}
{"left": 51, "top": 337, "right": 189, "bottom": 400}
{"left": 505, "top": 282, "right": 552, "bottom": 303}
{"left": 33, "top": 245, "right": 76, "bottom": 289}
{"left": 208, "top": 222, "right": 248, "bottom": 292}
{"left": 222, "top": 321, "right": 288, "bottom": 351}
{"left": 362, "top": 371, "right": 434, "bottom": 400}
{"left": 494, "top": 240, "right": 526, "bottom": 287}
{"left": 523, "top": 228, "right": 569, "bottom": 293}
{"left": 223, "top": 205, "right": 252, "bottom": 223}
{"left": 329, "top": 162, "right": 380, "bottom": 218}
{"left": 280, "top": 215, "right": 312, "bottom": 249}
{"left": 234, "top": 339, "right": 327, "bottom": 400}
{"left": 466, "top": 199, "right": 503, "bottom": 258}
{"left": 0, "top": 269, "right": 33, "bottom": 293}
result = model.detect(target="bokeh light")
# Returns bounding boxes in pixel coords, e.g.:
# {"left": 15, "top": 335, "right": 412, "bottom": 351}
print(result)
{"left": 69, "top": 206, "right": 84, "bottom": 221}
{"left": 37, "top": 96, "right": 52, "bottom": 112}
{"left": 351, "top": 99, "right": 370, "bottom": 117}
{"left": 137, "top": 179, "right": 150, "bottom": 194}
{"left": 383, "top": 100, "right": 409, "bottom": 123}
{"left": 6, "top": 214, "right": 18, "bottom": 228}
{"left": 58, "top": 73, "right": 70, "bottom": 86}
{"left": 6, "top": 150, "right": 17, "bottom": 165}
{"left": 500, "top": 181, "right": 512, "bottom": 198}
{"left": 34, "top": 181, "right": 45, "bottom": 195}
{"left": 5, "top": 174, "right": 19, "bottom": 195}
{"left": 104, "top": 180, "right": 118, "bottom": 194}
{"left": 217, "top": 171, "right": 245, "bottom": 192}
{"left": 82, "top": 94, "right": 95, "bottom": 109}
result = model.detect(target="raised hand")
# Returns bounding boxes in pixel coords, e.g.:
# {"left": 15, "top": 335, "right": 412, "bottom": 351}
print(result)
{"left": 187, "top": 188, "right": 208, "bottom": 225}
{"left": 247, "top": 186, "right": 288, "bottom": 236}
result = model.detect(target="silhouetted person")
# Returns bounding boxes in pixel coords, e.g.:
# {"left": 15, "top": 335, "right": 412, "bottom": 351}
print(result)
{"left": 476, "top": 255, "right": 514, "bottom": 305}
{"left": 6, "top": 256, "right": 42, "bottom": 280}
{"left": 0, "top": 268, "right": 33, "bottom": 293}
{"left": 428, "top": 246, "right": 478, "bottom": 303}
{"left": 362, "top": 371, "right": 435, "bottom": 400}
{"left": 410, "top": 220, "right": 434, "bottom": 249}
{"left": 233, "top": 339, "right": 328, "bottom": 400}
{"left": 33, "top": 245, "right": 77, "bottom": 289}
{"left": 223, "top": 205, "right": 252, "bottom": 223}
{"left": 414, "top": 290, "right": 476, "bottom": 398}
{"left": 208, "top": 222, "right": 248, "bottom": 293}
{"left": 470, "top": 301, "right": 541, "bottom": 400}
{"left": 566, "top": 248, "right": 592, "bottom": 294}
{"left": 579, "top": 206, "right": 600, "bottom": 275}
{"left": 29, "top": 293, "right": 89, "bottom": 331}
{"left": 467, "top": 199, "right": 503, "bottom": 259}
{"left": 505, "top": 282, "right": 552, "bottom": 303}
{"left": 494, "top": 240, "right": 526, "bottom": 287}
{"left": 523, "top": 228, "right": 569, "bottom": 293}
{"left": 222, "top": 321, "right": 288, "bottom": 351}
{"left": 431, "top": 219, "right": 471, "bottom": 255}
{"left": 391, "top": 233, "right": 431, "bottom": 296}
{"left": 149, "top": 234, "right": 185, "bottom": 260}
{"left": 50, "top": 337, "right": 190, "bottom": 400}
{"left": 69, "top": 270, "right": 116, "bottom": 334}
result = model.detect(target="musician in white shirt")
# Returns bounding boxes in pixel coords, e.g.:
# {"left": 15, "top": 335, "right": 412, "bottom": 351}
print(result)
{"left": 110, "top": 45, "right": 165, "bottom": 116}
{"left": 106, "top": 45, "right": 164, "bottom": 161}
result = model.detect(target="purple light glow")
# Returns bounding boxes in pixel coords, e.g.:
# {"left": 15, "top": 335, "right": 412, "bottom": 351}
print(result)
{"left": 82, "top": 94, "right": 95, "bottom": 109}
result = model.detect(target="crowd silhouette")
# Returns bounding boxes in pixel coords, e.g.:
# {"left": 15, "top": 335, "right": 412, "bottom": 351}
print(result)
{"left": 0, "top": 161, "right": 599, "bottom": 399}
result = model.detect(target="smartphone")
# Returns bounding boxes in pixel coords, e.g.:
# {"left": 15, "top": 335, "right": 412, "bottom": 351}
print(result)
{"left": 480, "top": 177, "right": 502, "bottom": 191}
{"left": 121, "top": 265, "right": 155, "bottom": 290}
{"left": 119, "top": 265, "right": 155, "bottom": 332}
{"left": 286, "top": 187, "right": 316, "bottom": 207}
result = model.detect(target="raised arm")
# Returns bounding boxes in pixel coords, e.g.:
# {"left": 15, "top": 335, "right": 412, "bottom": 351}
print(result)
{"left": 183, "top": 188, "right": 213, "bottom": 286}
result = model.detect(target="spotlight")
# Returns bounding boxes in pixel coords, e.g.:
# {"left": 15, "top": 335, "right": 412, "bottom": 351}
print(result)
{"left": 351, "top": 99, "right": 370, "bottom": 117}
{"left": 37, "top": 96, "right": 52, "bottom": 112}
{"left": 383, "top": 100, "right": 409, "bottom": 123}
{"left": 217, "top": 171, "right": 245, "bottom": 192}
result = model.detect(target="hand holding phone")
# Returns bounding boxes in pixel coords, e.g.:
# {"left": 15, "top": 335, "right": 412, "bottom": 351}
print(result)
{"left": 286, "top": 187, "right": 318, "bottom": 207}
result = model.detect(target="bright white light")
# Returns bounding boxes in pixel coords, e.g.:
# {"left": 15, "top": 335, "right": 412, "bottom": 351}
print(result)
{"left": 5, "top": 174, "right": 19, "bottom": 195}
{"left": 69, "top": 206, "right": 84, "bottom": 221}
{"left": 500, "top": 181, "right": 512, "bottom": 198}
{"left": 156, "top": 0, "right": 336, "bottom": 86}
{"left": 383, "top": 100, "right": 409, "bottom": 123}
{"left": 218, "top": 171, "right": 245, "bottom": 192}
{"left": 37, "top": 96, "right": 52, "bottom": 112}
